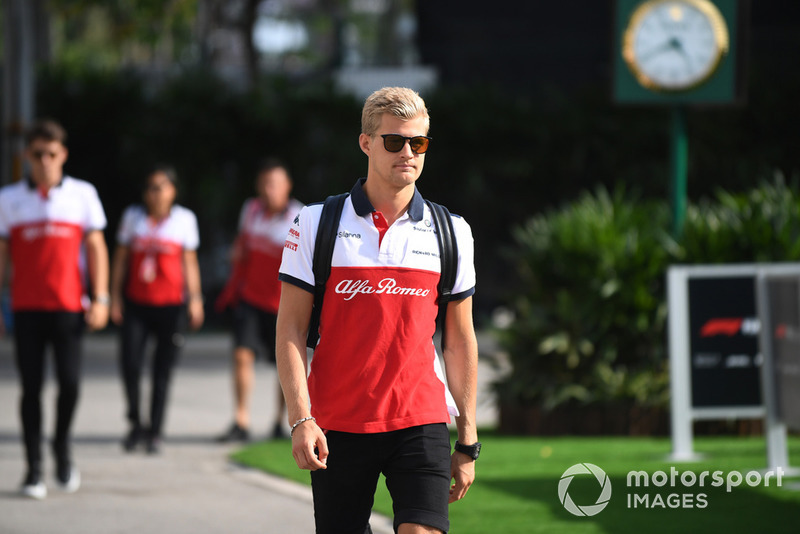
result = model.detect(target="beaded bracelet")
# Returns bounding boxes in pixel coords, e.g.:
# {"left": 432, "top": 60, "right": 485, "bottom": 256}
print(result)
{"left": 290, "top": 416, "right": 316, "bottom": 436}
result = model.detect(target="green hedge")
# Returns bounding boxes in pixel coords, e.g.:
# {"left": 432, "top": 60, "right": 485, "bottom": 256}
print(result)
{"left": 495, "top": 177, "right": 800, "bottom": 419}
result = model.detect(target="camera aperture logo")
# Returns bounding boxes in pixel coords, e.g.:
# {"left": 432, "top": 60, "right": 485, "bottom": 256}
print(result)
{"left": 558, "top": 463, "right": 786, "bottom": 516}
{"left": 558, "top": 463, "right": 612, "bottom": 517}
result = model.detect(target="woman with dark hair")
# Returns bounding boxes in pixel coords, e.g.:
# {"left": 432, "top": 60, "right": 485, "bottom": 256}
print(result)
{"left": 110, "top": 166, "right": 204, "bottom": 454}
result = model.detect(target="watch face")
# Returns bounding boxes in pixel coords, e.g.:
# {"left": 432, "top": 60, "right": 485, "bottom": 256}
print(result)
{"left": 623, "top": 0, "right": 729, "bottom": 91}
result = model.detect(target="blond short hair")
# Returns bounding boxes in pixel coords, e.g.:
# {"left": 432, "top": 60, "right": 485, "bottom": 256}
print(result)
{"left": 361, "top": 87, "right": 430, "bottom": 136}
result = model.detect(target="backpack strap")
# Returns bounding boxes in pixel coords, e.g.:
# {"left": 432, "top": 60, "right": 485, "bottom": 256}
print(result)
{"left": 425, "top": 200, "right": 458, "bottom": 351}
{"left": 306, "top": 193, "right": 349, "bottom": 349}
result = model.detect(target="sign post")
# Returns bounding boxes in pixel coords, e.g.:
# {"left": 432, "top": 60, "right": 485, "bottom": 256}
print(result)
{"left": 669, "top": 264, "right": 800, "bottom": 472}
{"left": 756, "top": 272, "right": 800, "bottom": 475}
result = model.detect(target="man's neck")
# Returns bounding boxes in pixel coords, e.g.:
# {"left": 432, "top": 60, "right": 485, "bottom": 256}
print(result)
{"left": 31, "top": 173, "right": 63, "bottom": 191}
{"left": 363, "top": 180, "right": 414, "bottom": 226}
{"left": 260, "top": 197, "right": 288, "bottom": 216}
{"left": 147, "top": 203, "right": 173, "bottom": 221}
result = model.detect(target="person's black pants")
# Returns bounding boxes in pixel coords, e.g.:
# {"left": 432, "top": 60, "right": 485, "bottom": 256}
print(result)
{"left": 13, "top": 311, "right": 85, "bottom": 475}
{"left": 119, "top": 301, "right": 185, "bottom": 438}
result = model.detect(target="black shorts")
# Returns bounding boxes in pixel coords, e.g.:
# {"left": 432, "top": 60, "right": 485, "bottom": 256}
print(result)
{"left": 233, "top": 301, "right": 277, "bottom": 363}
{"left": 311, "top": 423, "right": 451, "bottom": 534}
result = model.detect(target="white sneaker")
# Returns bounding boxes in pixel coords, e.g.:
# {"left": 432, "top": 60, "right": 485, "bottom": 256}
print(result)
{"left": 21, "top": 473, "right": 47, "bottom": 500}
{"left": 56, "top": 465, "right": 81, "bottom": 493}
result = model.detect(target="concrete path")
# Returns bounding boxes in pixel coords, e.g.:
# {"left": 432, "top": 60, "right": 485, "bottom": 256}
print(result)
{"left": 0, "top": 332, "right": 501, "bottom": 534}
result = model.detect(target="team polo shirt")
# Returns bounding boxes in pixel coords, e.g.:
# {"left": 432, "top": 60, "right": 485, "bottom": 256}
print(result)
{"left": 279, "top": 178, "right": 476, "bottom": 434}
{"left": 0, "top": 176, "right": 107, "bottom": 312}
{"left": 238, "top": 197, "right": 304, "bottom": 313}
{"left": 116, "top": 204, "right": 199, "bottom": 306}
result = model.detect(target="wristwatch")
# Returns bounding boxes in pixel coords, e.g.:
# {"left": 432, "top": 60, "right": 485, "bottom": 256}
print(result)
{"left": 454, "top": 440, "right": 481, "bottom": 461}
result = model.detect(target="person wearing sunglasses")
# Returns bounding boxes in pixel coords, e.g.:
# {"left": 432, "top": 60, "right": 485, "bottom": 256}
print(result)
{"left": 0, "top": 119, "right": 110, "bottom": 499}
{"left": 110, "top": 166, "right": 204, "bottom": 454}
{"left": 277, "top": 87, "right": 479, "bottom": 533}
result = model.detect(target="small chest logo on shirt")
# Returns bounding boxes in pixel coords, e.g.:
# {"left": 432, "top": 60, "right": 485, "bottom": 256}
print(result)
{"left": 335, "top": 278, "right": 431, "bottom": 301}
{"left": 337, "top": 230, "right": 361, "bottom": 239}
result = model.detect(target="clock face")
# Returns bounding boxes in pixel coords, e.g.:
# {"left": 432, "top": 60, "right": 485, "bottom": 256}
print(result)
{"left": 623, "top": 0, "right": 729, "bottom": 91}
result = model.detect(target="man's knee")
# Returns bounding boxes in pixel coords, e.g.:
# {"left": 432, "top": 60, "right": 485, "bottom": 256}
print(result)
{"left": 397, "top": 524, "right": 442, "bottom": 534}
{"left": 234, "top": 347, "right": 255, "bottom": 365}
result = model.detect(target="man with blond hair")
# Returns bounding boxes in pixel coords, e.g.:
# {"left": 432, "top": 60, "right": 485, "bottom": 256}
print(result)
{"left": 277, "top": 87, "right": 480, "bottom": 533}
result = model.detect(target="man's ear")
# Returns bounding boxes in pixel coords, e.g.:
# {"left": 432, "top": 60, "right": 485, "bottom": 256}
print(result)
{"left": 358, "top": 133, "right": 371, "bottom": 156}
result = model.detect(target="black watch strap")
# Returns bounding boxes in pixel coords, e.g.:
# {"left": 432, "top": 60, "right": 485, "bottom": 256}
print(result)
{"left": 454, "top": 440, "right": 481, "bottom": 460}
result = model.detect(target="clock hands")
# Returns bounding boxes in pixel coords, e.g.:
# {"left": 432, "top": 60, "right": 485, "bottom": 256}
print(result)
{"left": 638, "top": 36, "right": 693, "bottom": 71}
{"left": 638, "top": 39, "right": 676, "bottom": 63}
{"left": 669, "top": 37, "right": 694, "bottom": 70}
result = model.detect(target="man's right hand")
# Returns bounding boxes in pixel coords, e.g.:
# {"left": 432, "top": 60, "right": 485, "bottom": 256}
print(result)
{"left": 291, "top": 421, "right": 329, "bottom": 471}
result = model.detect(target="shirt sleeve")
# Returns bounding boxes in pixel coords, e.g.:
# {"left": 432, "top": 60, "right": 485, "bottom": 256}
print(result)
{"left": 451, "top": 214, "right": 476, "bottom": 300}
{"left": 0, "top": 190, "right": 10, "bottom": 238}
{"left": 237, "top": 199, "right": 253, "bottom": 232}
{"left": 183, "top": 208, "right": 200, "bottom": 251}
{"left": 278, "top": 203, "right": 320, "bottom": 294}
{"left": 84, "top": 182, "right": 107, "bottom": 232}
{"left": 115, "top": 206, "right": 137, "bottom": 246}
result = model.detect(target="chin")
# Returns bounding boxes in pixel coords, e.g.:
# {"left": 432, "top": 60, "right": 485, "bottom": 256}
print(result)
{"left": 394, "top": 171, "right": 419, "bottom": 183}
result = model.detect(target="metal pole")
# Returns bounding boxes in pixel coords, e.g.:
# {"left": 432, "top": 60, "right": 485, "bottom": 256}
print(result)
{"left": 670, "top": 106, "right": 688, "bottom": 237}
{"left": 755, "top": 273, "right": 791, "bottom": 471}
{"left": 667, "top": 266, "right": 702, "bottom": 461}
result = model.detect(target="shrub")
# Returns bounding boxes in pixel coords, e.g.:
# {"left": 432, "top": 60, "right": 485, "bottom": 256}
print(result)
{"left": 495, "top": 176, "right": 800, "bottom": 433}
{"left": 495, "top": 186, "right": 673, "bottom": 413}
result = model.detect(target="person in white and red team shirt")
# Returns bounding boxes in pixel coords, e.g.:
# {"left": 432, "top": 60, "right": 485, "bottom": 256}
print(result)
{"left": 0, "top": 119, "right": 110, "bottom": 500}
{"left": 110, "top": 165, "right": 204, "bottom": 454}
{"left": 277, "top": 87, "right": 479, "bottom": 533}
{"left": 215, "top": 158, "right": 303, "bottom": 442}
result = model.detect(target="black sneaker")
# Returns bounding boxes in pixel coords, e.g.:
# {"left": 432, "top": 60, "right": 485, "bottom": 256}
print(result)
{"left": 145, "top": 435, "right": 162, "bottom": 455}
{"left": 56, "top": 461, "right": 81, "bottom": 493}
{"left": 21, "top": 470, "right": 47, "bottom": 500}
{"left": 216, "top": 423, "right": 250, "bottom": 443}
{"left": 122, "top": 426, "right": 145, "bottom": 452}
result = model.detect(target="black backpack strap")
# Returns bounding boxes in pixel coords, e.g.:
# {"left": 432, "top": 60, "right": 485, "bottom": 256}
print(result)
{"left": 425, "top": 200, "right": 458, "bottom": 351}
{"left": 307, "top": 193, "right": 348, "bottom": 349}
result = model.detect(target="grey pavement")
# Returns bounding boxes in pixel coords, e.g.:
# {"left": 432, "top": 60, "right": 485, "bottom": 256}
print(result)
{"left": 0, "top": 332, "right": 502, "bottom": 534}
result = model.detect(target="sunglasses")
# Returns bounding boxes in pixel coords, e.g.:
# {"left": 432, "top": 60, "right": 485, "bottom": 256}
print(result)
{"left": 380, "top": 134, "right": 431, "bottom": 154}
{"left": 31, "top": 150, "right": 59, "bottom": 160}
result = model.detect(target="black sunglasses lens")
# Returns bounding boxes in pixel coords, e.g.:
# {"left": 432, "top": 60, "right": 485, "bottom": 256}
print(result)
{"left": 409, "top": 137, "right": 430, "bottom": 154}
{"left": 383, "top": 135, "right": 405, "bottom": 152}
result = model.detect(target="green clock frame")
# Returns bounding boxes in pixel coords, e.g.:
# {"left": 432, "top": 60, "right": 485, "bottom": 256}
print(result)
{"left": 613, "top": 0, "right": 747, "bottom": 104}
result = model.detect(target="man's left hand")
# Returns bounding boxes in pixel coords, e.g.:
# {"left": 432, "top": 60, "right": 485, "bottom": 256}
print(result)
{"left": 85, "top": 301, "right": 109, "bottom": 331}
{"left": 449, "top": 451, "right": 476, "bottom": 503}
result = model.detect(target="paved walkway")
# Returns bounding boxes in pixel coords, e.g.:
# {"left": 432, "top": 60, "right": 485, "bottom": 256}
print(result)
{"left": 0, "top": 333, "right": 501, "bottom": 533}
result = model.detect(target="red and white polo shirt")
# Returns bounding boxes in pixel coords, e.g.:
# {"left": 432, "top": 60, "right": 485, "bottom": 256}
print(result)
{"left": 0, "top": 176, "right": 107, "bottom": 312}
{"left": 237, "top": 197, "right": 304, "bottom": 313}
{"left": 116, "top": 204, "right": 199, "bottom": 306}
{"left": 279, "top": 178, "right": 476, "bottom": 434}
